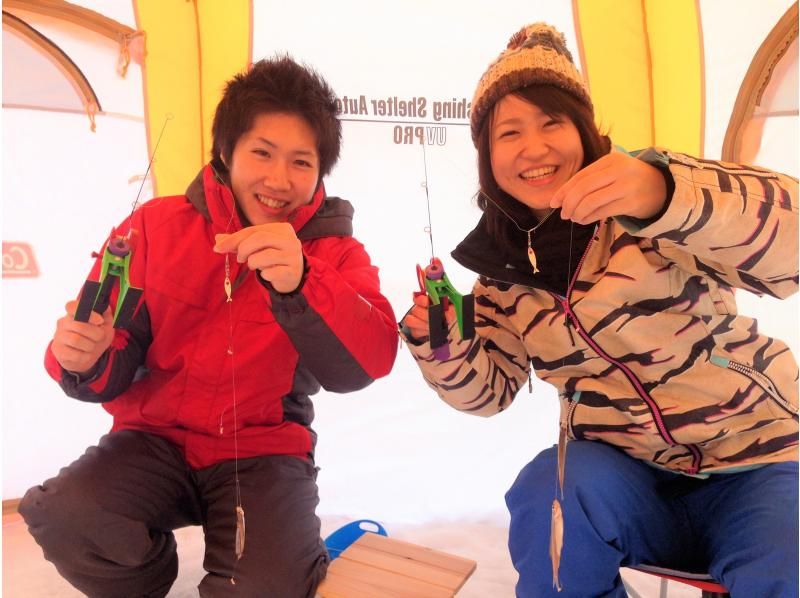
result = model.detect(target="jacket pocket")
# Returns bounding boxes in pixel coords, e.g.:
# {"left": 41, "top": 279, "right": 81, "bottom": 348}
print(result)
{"left": 147, "top": 276, "right": 209, "bottom": 310}
{"left": 704, "top": 277, "right": 737, "bottom": 316}
{"left": 710, "top": 353, "right": 798, "bottom": 417}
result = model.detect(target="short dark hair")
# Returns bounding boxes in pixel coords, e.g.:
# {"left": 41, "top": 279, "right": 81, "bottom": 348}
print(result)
{"left": 475, "top": 84, "right": 611, "bottom": 243}
{"left": 211, "top": 55, "right": 342, "bottom": 179}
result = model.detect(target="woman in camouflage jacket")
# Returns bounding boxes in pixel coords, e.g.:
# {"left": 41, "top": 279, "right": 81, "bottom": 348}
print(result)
{"left": 401, "top": 23, "right": 798, "bottom": 598}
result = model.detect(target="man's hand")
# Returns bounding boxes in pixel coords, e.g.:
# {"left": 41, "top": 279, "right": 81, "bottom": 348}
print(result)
{"left": 51, "top": 300, "right": 115, "bottom": 374}
{"left": 214, "top": 223, "right": 304, "bottom": 294}
{"left": 550, "top": 152, "right": 668, "bottom": 224}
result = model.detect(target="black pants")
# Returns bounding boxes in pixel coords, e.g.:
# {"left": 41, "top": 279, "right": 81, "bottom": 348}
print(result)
{"left": 19, "top": 430, "right": 329, "bottom": 597}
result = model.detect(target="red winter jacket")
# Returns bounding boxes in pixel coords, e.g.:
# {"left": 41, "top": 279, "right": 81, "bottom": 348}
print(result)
{"left": 46, "top": 164, "right": 398, "bottom": 468}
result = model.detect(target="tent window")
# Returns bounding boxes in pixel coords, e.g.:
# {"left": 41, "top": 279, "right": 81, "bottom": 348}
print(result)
{"left": 722, "top": 2, "right": 798, "bottom": 171}
{"left": 3, "top": 11, "right": 100, "bottom": 129}
{"left": 4, "top": 0, "right": 143, "bottom": 77}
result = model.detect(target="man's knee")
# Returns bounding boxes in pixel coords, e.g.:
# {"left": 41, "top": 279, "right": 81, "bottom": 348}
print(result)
{"left": 19, "top": 478, "right": 97, "bottom": 550}
{"left": 201, "top": 548, "right": 328, "bottom": 598}
{"left": 19, "top": 475, "right": 158, "bottom": 567}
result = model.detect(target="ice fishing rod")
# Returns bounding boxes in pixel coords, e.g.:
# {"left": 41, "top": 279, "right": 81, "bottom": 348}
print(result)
{"left": 414, "top": 144, "right": 475, "bottom": 359}
{"left": 73, "top": 114, "right": 172, "bottom": 328}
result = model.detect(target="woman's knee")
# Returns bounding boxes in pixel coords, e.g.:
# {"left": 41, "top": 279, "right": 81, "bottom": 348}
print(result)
{"left": 506, "top": 446, "right": 557, "bottom": 509}
{"left": 504, "top": 442, "right": 656, "bottom": 554}
{"left": 505, "top": 443, "right": 648, "bottom": 597}
{"left": 505, "top": 448, "right": 559, "bottom": 565}
{"left": 508, "top": 442, "right": 647, "bottom": 507}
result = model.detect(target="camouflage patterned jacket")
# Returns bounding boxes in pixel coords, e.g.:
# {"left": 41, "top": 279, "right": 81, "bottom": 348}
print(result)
{"left": 403, "top": 149, "right": 798, "bottom": 475}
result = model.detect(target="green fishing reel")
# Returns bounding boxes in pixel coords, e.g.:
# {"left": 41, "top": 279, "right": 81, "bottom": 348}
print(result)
{"left": 74, "top": 230, "right": 143, "bottom": 329}
{"left": 416, "top": 257, "right": 475, "bottom": 359}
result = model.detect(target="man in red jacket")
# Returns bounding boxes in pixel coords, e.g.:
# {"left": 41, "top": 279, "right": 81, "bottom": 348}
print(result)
{"left": 20, "top": 55, "right": 398, "bottom": 598}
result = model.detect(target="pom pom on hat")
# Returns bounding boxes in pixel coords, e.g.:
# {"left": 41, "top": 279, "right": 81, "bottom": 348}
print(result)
{"left": 469, "top": 23, "right": 592, "bottom": 146}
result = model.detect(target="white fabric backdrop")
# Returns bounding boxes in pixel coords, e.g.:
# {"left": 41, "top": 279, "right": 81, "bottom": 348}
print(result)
{"left": 3, "top": 1, "right": 797, "bottom": 529}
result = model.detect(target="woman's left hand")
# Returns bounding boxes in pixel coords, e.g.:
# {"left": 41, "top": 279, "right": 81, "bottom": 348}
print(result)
{"left": 214, "top": 223, "right": 304, "bottom": 293}
{"left": 549, "top": 152, "right": 667, "bottom": 224}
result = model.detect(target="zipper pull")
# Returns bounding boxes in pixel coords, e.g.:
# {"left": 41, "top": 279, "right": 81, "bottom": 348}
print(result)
{"left": 564, "top": 317, "right": 576, "bottom": 347}
{"left": 561, "top": 300, "right": 576, "bottom": 347}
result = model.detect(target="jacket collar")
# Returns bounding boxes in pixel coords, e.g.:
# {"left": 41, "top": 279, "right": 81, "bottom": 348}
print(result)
{"left": 185, "top": 163, "right": 351, "bottom": 239}
{"left": 452, "top": 212, "right": 594, "bottom": 295}
{"left": 186, "top": 163, "right": 326, "bottom": 233}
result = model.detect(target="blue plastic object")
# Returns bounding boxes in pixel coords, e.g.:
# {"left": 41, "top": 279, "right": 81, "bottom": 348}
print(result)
{"left": 324, "top": 519, "right": 388, "bottom": 560}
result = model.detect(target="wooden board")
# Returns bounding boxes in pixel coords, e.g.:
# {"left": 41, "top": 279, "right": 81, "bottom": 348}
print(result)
{"left": 317, "top": 533, "right": 477, "bottom": 598}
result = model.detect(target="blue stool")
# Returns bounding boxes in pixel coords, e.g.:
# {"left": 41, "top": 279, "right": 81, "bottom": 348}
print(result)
{"left": 323, "top": 519, "right": 387, "bottom": 560}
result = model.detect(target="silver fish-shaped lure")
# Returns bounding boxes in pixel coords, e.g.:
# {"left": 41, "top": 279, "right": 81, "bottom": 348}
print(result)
{"left": 528, "top": 246, "right": 540, "bottom": 274}
{"left": 224, "top": 254, "right": 233, "bottom": 302}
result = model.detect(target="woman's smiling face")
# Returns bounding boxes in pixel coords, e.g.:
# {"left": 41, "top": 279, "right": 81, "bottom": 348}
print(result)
{"left": 489, "top": 94, "right": 584, "bottom": 219}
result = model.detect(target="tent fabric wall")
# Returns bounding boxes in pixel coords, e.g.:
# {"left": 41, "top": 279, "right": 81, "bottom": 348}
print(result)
{"left": 3, "top": 0, "right": 148, "bottom": 505}
{"left": 3, "top": 1, "right": 798, "bottom": 529}
{"left": 133, "top": 0, "right": 251, "bottom": 196}
{"left": 575, "top": 0, "right": 703, "bottom": 155}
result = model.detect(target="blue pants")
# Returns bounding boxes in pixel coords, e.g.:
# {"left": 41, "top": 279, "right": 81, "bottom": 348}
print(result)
{"left": 505, "top": 441, "right": 798, "bottom": 598}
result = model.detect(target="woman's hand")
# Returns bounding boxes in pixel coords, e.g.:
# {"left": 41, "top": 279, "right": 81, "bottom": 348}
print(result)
{"left": 401, "top": 293, "right": 456, "bottom": 342}
{"left": 51, "top": 300, "right": 115, "bottom": 374}
{"left": 402, "top": 294, "right": 432, "bottom": 341}
{"left": 214, "top": 223, "right": 304, "bottom": 294}
{"left": 549, "top": 152, "right": 668, "bottom": 224}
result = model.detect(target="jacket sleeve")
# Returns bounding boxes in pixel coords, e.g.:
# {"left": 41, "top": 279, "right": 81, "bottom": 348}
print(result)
{"left": 400, "top": 277, "right": 531, "bottom": 417}
{"left": 265, "top": 237, "right": 398, "bottom": 393}
{"left": 44, "top": 218, "right": 153, "bottom": 402}
{"left": 617, "top": 148, "right": 798, "bottom": 299}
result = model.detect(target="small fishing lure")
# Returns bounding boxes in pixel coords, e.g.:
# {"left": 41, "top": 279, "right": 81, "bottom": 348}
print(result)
{"left": 235, "top": 505, "right": 246, "bottom": 560}
{"left": 549, "top": 498, "right": 564, "bottom": 592}
{"left": 527, "top": 244, "right": 540, "bottom": 274}
{"left": 549, "top": 415, "right": 570, "bottom": 592}
{"left": 525, "top": 208, "right": 556, "bottom": 275}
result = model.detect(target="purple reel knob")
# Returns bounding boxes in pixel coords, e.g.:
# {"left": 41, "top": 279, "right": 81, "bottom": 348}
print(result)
{"left": 108, "top": 238, "right": 131, "bottom": 257}
{"left": 425, "top": 263, "right": 444, "bottom": 280}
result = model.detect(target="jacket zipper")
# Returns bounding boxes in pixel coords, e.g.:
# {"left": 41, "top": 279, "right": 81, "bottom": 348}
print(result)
{"left": 713, "top": 357, "right": 798, "bottom": 417}
{"left": 566, "top": 396, "right": 579, "bottom": 438}
{"left": 557, "top": 227, "right": 703, "bottom": 474}
{"left": 564, "top": 318, "right": 576, "bottom": 347}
